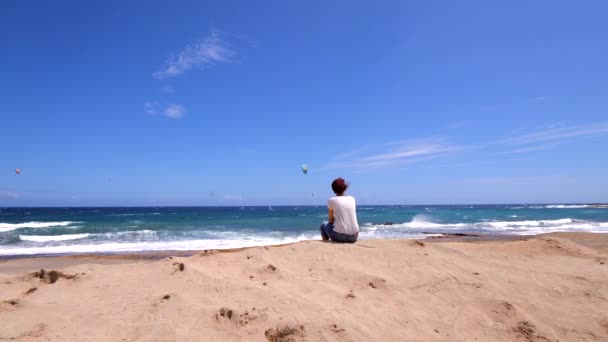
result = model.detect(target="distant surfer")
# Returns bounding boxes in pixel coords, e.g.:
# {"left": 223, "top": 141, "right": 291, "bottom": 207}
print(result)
{"left": 320, "top": 178, "right": 359, "bottom": 243}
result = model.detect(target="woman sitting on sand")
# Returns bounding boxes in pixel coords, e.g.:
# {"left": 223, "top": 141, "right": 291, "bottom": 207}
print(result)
{"left": 320, "top": 178, "right": 359, "bottom": 243}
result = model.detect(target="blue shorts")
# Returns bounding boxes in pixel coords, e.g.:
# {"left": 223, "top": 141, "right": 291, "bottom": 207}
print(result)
{"left": 320, "top": 222, "right": 358, "bottom": 243}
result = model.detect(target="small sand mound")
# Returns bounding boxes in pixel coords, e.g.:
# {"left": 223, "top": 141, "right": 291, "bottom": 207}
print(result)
{"left": 30, "top": 269, "right": 78, "bottom": 284}
{"left": 264, "top": 325, "right": 304, "bottom": 342}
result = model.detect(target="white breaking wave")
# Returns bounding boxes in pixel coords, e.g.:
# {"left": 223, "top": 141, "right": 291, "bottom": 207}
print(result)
{"left": 0, "top": 235, "right": 318, "bottom": 256}
{"left": 545, "top": 205, "right": 590, "bottom": 209}
{"left": 15, "top": 230, "right": 158, "bottom": 244}
{"left": 19, "top": 234, "right": 90, "bottom": 242}
{"left": 485, "top": 218, "right": 574, "bottom": 228}
{"left": 106, "top": 230, "right": 157, "bottom": 237}
{"left": 0, "top": 221, "right": 77, "bottom": 232}
{"left": 362, "top": 217, "right": 608, "bottom": 236}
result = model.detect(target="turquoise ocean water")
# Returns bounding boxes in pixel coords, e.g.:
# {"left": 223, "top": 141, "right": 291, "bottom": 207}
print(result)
{"left": 1, "top": 205, "right": 607, "bottom": 256}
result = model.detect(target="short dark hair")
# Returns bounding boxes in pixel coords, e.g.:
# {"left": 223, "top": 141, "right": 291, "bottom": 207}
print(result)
{"left": 331, "top": 178, "right": 348, "bottom": 194}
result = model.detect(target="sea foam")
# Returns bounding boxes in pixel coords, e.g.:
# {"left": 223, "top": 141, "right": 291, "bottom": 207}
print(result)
{"left": 0, "top": 235, "right": 317, "bottom": 256}
{"left": 362, "top": 217, "right": 608, "bottom": 235}
{"left": 19, "top": 233, "right": 90, "bottom": 242}
{"left": 0, "top": 221, "right": 77, "bottom": 232}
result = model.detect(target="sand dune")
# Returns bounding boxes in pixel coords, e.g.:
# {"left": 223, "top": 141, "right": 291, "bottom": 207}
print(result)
{"left": 1, "top": 233, "right": 607, "bottom": 341}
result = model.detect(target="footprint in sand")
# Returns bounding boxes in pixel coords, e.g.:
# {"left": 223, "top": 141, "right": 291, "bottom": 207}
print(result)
{"left": 367, "top": 278, "right": 386, "bottom": 289}
{"left": 411, "top": 240, "right": 425, "bottom": 247}
{"left": 171, "top": 262, "right": 185, "bottom": 272}
{"left": 1, "top": 299, "right": 20, "bottom": 310}
{"left": 216, "top": 307, "right": 234, "bottom": 321}
{"left": 215, "top": 307, "right": 260, "bottom": 326}
{"left": 513, "top": 321, "right": 550, "bottom": 341}
{"left": 264, "top": 325, "right": 305, "bottom": 342}
{"left": 331, "top": 323, "right": 345, "bottom": 333}
{"left": 3, "top": 323, "right": 47, "bottom": 340}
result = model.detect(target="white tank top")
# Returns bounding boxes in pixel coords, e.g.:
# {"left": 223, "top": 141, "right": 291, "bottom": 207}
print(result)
{"left": 328, "top": 195, "right": 359, "bottom": 235}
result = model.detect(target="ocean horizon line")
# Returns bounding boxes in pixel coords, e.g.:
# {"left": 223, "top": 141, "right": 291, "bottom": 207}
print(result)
{"left": 2, "top": 202, "right": 607, "bottom": 209}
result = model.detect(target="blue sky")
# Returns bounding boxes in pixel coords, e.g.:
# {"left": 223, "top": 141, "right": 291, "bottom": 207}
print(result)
{"left": 1, "top": 1, "right": 607, "bottom": 206}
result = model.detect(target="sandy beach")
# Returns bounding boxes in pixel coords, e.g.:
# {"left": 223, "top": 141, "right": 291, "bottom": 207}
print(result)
{"left": 1, "top": 233, "right": 607, "bottom": 341}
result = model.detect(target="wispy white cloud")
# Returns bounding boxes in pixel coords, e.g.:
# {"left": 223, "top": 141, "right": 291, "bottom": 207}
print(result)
{"left": 498, "top": 143, "right": 560, "bottom": 155}
{"left": 499, "top": 121, "right": 608, "bottom": 148}
{"left": 324, "top": 138, "right": 468, "bottom": 172}
{"left": 164, "top": 104, "right": 185, "bottom": 119}
{"left": 360, "top": 144, "right": 453, "bottom": 162}
{"left": 439, "top": 157, "right": 531, "bottom": 169}
{"left": 496, "top": 121, "right": 608, "bottom": 154}
{"left": 153, "top": 30, "right": 235, "bottom": 79}
{"left": 144, "top": 102, "right": 186, "bottom": 119}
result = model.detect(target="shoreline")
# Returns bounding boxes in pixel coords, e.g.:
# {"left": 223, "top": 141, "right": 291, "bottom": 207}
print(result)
{"left": 0, "top": 232, "right": 530, "bottom": 262}
{"left": 0, "top": 232, "right": 603, "bottom": 273}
